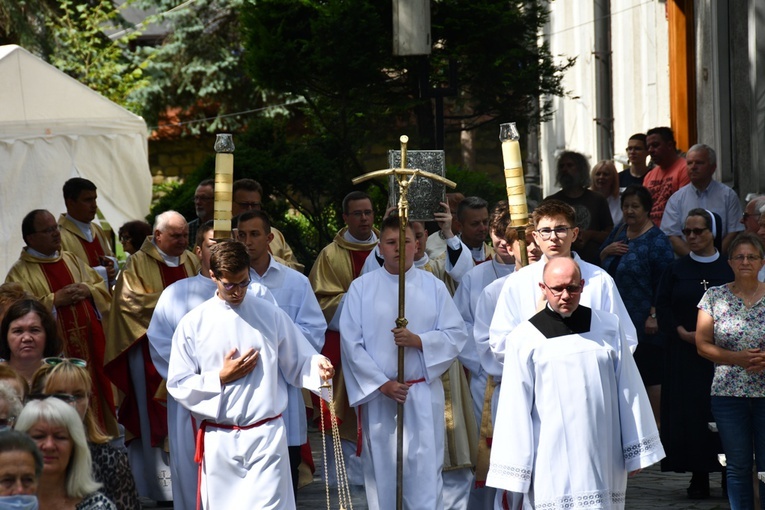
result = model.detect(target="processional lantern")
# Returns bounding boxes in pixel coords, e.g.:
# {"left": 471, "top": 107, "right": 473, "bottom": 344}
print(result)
{"left": 213, "top": 134, "right": 235, "bottom": 240}
{"left": 499, "top": 122, "right": 530, "bottom": 266}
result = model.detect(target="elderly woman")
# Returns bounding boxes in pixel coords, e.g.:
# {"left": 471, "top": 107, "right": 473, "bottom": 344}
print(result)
{"left": 600, "top": 185, "right": 674, "bottom": 424}
{"left": 657, "top": 208, "right": 731, "bottom": 498}
{"left": 0, "top": 429, "right": 42, "bottom": 508}
{"left": 31, "top": 359, "right": 140, "bottom": 510}
{"left": 590, "top": 160, "right": 623, "bottom": 225}
{"left": 696, "top": 232, "right": 765, "bottom": 509}
{"left": 0, "top": 381, "right": 22, "bottom": 432}
{"left": 15, "top": 398, "right": 116, "bottom": 510}
{"left": 0, "top": 300, "right": 61, "bottom": 385}
{"left": 117, "top": 221, "right": 152, "bottom": 257}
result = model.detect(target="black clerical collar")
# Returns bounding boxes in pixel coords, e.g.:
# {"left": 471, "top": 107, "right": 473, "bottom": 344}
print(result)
{"left": 528, "top": 305, "right": 592, "bottom": 339}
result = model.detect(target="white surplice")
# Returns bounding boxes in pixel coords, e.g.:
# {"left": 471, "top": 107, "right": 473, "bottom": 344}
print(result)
{"left": 250, "top": 255, "right": 327, "bottom": 445}
{"left": 486, "top": 307, "right": 664, "bottom": 510}
{"left": 340, "top": 267, "right": 468, "bottom": 510}
{"left": 146, "top": 273, "right": 274, "bottom": 510}
{"left": 166, "top": 292, "right": 324, "bottom": 510}
{"left": 489, "top": 253, "right": 638, "bottom": 366}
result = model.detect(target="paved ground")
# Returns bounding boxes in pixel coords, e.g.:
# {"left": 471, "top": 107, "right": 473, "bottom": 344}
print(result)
{"left": 295, "top": 432, "right": 732, "bottom": 509}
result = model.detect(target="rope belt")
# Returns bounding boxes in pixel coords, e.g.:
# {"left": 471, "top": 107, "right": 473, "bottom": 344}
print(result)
{"left": 194, "top": 414, "right": 282, "bottom": 510}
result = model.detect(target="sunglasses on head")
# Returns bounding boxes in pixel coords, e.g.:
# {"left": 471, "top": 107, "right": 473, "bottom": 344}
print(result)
{"left": 28, "top": 393, "right": 81, "bottom": 404}
{"left": 43, "top": 357, "right": 87, "bottom": 368}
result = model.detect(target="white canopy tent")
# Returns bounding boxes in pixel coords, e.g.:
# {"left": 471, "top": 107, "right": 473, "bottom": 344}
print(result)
{"left": 0, "top": 44, "right": 152, "bottom": 279}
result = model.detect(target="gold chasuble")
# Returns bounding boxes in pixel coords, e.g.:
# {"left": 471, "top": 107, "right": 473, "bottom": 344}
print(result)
{"left": 105, "top": 238, "right": 199, "bottom": 445}
{"left": 5, "top": 250, "right": 117, "bottom": 436}
{"left": 270, "top": 226, "right": 305, "bottom": 273}
{"left": 309, "top": 227, "right": 378, "bottom": 442}
{"left": 58, "top": 214, "right": 114, "bottom": 268}
{"left": 419, "top": 262, "right": 478, "bottom": 472}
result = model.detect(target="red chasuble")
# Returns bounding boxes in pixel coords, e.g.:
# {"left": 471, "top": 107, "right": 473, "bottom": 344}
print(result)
{"left": 77, "top": 237, "right": 107, "bottom": 267}
{"left": 40, "top": 259, "right": 116, "bottom": 434}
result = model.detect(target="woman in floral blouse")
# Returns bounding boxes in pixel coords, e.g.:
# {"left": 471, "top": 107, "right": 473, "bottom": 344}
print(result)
{"left": 697, "top": 232, "right": 765, "bottom": 510}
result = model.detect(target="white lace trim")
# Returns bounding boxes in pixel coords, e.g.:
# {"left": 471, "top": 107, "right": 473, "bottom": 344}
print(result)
{"left": 488, "top": 462, "right": 532, "bottom": 482}
{"left": 623, "top": 433, "right": 662, "bottom": 461}
{"left": 535, "top": 489, "right": 626, "bottom": 509}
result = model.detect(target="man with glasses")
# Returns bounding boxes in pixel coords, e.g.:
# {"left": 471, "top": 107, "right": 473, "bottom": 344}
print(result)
{"left": 236, "top": 210, "right": 325, "bottom": 494}
{"left": 146, "top": 220, "right": 274, "bottom": 510}
{"left": 187, "top": 179, "right": 215, "bottom": 249}
{"left": 660, "top": 143, "right": 743, "bottom": 256}
{"left": 231, "top": 178, "right": 303, "bottom": 272}
{"left": 168, "top": 241, "right": 333, "bottom": 510}
{"left": 487, "top": 257, "right": 663, "bottom": 508}
{"left": 5, "top": 210, "right": 116, "bottom": 436}
{"left": 619, "top": 133, "right": 650, "bottom": 189}
{"left": 105, "top": 210, "right": 199, "bottom": 504}
{"left": 308, "top": 190, "right": 379, "bottom": 487}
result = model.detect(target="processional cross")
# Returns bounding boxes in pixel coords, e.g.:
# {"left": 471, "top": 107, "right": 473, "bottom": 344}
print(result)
{"left": 351, "top": 135, "right": 456, "bottom": 510}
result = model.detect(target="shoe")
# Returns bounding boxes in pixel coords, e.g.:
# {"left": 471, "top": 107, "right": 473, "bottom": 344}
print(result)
{"left": 687, "top": 472, "right": 710, "bottom": 499}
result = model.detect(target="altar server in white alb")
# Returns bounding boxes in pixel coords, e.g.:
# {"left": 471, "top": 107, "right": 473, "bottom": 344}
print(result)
{"left": 340, "top": 216, "right": 468, "bottom": 510}
{"left": 235, "top": 209, "right": 327, "bottom": 491}
{"left": 487, "top": 257, "right": 664, "bottom": 509}
{"left": 146, "top": 221, "right": 275, "bottom": 510}
{"left": 167, "top": 241, "right": 334, "bottom": 510}
{"left": 488, "top": 200, "right": 638, "bottom": 367}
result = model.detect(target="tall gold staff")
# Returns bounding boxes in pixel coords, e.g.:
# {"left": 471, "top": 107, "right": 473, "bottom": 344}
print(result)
{"left": 352, "top": 135, "right": 456, "bottom": 510}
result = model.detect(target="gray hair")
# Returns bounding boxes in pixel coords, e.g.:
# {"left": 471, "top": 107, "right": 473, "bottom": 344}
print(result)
{"left": 0, "top": 380, "right": 22, "bottom": 419}
{"left": 153, "top": 210, "right": 187, "bottom": 232}
{"left": 687, "top": 143, "right": 717, "bottom": 167}
{"left": 15, "top": 398, "right": 101, "bottom": 498}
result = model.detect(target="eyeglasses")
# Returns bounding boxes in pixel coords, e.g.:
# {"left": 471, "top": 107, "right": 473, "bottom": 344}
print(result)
{"left": 348, "top": 210, "right": 373, "bottom": 218}
{"left": 542, "top": 281, "right": 583, "bottom": 298}
{"left": 535, "top": 226, "right": 571, "bottom": 240}
{"left": 33, "top": 225, "right": 60, "bottom": 235}
{"left": 730, "top": 254, "right": 763, "bottom": 263}
{"left": 220, "top": 279, "right": 251, "bottom": 291}
{"left": 28, "top": 393, "right": 84, "bottom": 404}
{"left": 235, "top": 201, "right": 261, "bottom": 210}
{"left": 743, "top": 213, "right": 753, "bottom": 221}
{"left": 681, "top": 227, "right": 709, "bottom": 237}
{"left": 43, "top": 357, "right": 87, "bottom": 368}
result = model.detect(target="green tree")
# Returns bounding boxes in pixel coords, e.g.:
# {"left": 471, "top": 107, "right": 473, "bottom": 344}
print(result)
{"left": 46, "top": 0, "right": 150, "bottom": 112}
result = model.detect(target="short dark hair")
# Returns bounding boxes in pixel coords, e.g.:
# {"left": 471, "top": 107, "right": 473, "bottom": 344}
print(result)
{"left": 21, "top": 210, "right": 47, "bottom": 245}
{"left": 232, "top": 178, "right": 263, "bottom": 196}
{"left": 620, "top": 185, "right": 653, "bottom": 212}
{"left": 532, "top": 200, "right": 576, "bottom": 228}
{"left": 62, "top": 178, "right": 97, "bottom": 201}
{"left": 195, "top": 220, "right": 214, "bottom": 249}
{"left": 118, "top": 220, "right": 152, "bottom": 249}
{"left": 379, "top": 215, "right": 412, "bottom": 236}
{"left": 489, "top": 201, "right": 511, "bottom": 238}
{"left": 237, "top": 210, "right": 271, "bottom": 233}
{"left": 628, "top": 133, "right": 647, "bottom": 147}
{"left": 646, "top": 127, "right": 675, "bottom": 143}
{"left": 457, "top": 196, "right": 488, "bottom": 222}
{"left": 198, "top": 178, "right": 215, "bottom": 189}
{"left": 0, "top": 299, "right": 61, "bottom": 361}
{"left": 342, "top": 191, "right": 372, "bottom": 214}
{"left": 210, "top": 241, "right": 250, "bottom": 278}
{"left": 728, "top": 232, "right": 765, "bottom": 259}
{"left": 0, "top": 430, "right": 43, "bottom": 477}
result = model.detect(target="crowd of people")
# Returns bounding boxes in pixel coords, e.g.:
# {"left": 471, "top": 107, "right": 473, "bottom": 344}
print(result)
{"left": 0, "top": 125, "right": 762, "bottom": 510}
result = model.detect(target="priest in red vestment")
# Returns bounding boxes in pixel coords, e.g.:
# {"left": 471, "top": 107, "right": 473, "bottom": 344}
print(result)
{"left": 5, "top": 209, "right": 116, "bottom": 436}
{"left": 104, "top": 210, "right": 199, "bottom": 503}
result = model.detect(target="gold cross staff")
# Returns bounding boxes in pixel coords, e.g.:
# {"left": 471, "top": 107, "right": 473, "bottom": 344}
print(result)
{"left": 352, "top": 135, "right": 456, "bottom": 510}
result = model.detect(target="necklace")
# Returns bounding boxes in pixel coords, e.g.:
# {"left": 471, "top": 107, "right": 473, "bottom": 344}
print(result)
{"left": 626, "top": 218, "right": 651, "bottom": 240}
{"left": 734, "top": 282, "right": 761, "bottom": 308}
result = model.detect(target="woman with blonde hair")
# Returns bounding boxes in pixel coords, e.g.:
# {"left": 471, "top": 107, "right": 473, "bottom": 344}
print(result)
{"left": 15, "top": 397, "right": 115, "bottom": 509}
{"left": 31, "top": 359, "right": 139, "bottom": 510}
{"left": 590, "top": 160, "right": 623, "bottom": 225}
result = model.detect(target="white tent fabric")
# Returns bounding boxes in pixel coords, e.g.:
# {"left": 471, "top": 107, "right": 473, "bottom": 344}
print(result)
{"left": 0, "top": 44, "right": 152, "bottom": 279}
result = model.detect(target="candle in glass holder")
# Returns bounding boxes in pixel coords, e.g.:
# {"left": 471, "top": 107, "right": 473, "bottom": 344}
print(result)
{"left": 499, "top": 122, "right": 528, "bottom": 227}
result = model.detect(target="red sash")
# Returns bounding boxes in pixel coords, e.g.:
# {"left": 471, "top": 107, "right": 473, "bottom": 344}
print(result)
{"left": 77, "top": 236, "right": 106, "bottom": 267}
